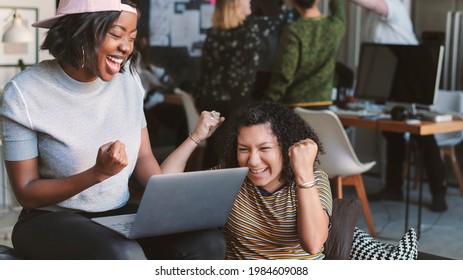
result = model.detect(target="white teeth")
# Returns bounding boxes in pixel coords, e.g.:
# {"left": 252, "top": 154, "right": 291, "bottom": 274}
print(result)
{"left": 250, "top": 168, "right": 267, "bottom": 174}
{"left": 107, "top": 56, "right": 123, "bottom": 64}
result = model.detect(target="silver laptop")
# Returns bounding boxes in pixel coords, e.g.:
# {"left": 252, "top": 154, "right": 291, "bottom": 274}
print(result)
{"left": 91, "top": 167, "right": 248, "bottom": 239}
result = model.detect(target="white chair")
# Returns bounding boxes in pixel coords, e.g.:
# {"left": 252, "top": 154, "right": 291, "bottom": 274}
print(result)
{"left": 174, "top": 88, "right": 205, "bottom": 171}
{"left": 430, "top": 90, "right": 463, "bottom": 195}
{"left": 295, "top": 107, "right": 376, "bottom": 236}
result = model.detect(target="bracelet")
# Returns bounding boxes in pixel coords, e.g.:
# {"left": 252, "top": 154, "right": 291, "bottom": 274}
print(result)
{"left": 189, "top": 133, "right": 201, "bottom": 145}
{"left": 297, "top": 180, "right": 316, "bottom": 189}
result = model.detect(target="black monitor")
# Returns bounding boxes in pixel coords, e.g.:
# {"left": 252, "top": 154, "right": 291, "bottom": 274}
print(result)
{"left": 354, "top": 43, "right": 444, "bottom": 108}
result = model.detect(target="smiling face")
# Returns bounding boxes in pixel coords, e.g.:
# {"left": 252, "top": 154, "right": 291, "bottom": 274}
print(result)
{"left": 62, "top": 10, "right": 138, "bottom": 82}
{"left": 237, "top": 123, "right": 284, "bottom": 192}
{"left": 97, "top": 11, "right": 138, "bottom": 81}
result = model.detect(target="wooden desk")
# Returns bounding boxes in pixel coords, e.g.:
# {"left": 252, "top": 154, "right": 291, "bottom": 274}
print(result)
{"left": 338, "top": 114, "right": 463, "bottom": 238}
{"left": 339, "top": 115, "right": 463, "bottom": 136}
{"left": 338, "top": 115, "right": 377, "bottom": 130}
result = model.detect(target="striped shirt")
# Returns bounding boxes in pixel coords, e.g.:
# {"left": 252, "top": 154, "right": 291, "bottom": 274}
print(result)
{"left": 222, "top": 169, "right": 332, "bottom": 259}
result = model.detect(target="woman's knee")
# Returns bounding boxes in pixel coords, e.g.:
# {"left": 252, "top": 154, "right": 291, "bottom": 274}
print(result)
{"left": 13, "top": 211, "right": 147, "bottom": 260}
{"left": 183, "top": 229, "right": 226, "bottom": 260}
{"left": 144, "top": 228, "right": 226, "bottom": 260}
{"left": 94, "top": 239, "right": 147, "bottom": 260}
{"left": 204, "top": 230, "right": 226, "bottom": 259}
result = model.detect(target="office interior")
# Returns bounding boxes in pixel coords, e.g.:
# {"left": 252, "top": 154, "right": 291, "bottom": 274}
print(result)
{"left": 1, "top": 0, "right": 463, "bottom": 259}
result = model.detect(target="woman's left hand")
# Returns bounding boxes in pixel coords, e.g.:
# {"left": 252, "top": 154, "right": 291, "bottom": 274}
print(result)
{"left": 288, "top": 138, "right": 318, "bottom": 182}
{"left": 190, "top": 110, "right": 225, "bottom": 143}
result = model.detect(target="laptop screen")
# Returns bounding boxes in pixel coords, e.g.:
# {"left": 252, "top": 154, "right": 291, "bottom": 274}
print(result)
{"left": 354, "top": 43, "right": 444, "bottom": 107}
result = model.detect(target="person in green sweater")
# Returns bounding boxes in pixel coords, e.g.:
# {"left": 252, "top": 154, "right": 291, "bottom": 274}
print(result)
{"left": 265, "top": 0, "right": 345, "bottom": 108}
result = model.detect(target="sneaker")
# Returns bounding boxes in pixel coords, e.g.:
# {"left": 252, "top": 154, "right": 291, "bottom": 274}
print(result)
{"left": 430, "top": 196, "right": 448, "bottom": 212}
{"left": 368, "top": 189, "right": 403, "bottom": 202}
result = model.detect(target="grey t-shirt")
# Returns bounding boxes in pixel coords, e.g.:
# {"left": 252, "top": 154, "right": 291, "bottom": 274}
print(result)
{"left": 1, "top": 60, "right": 147, "bottom": 212}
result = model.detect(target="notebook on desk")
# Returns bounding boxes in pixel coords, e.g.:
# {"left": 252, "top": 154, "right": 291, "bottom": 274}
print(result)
{"left": 91, "top": 167, "right": 248, "bottom": 239}
{"left": 330, "top": 105, "right": 390, "bottom": 119}
{"left": 417, "top": 110, "right": 453, "bottom": 123}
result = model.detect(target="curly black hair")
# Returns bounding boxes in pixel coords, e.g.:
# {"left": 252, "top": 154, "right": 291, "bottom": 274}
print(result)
{"left": 216, "top": 101, "right": 324, "bottom": 185}
{"left": 41, "top": 0, "right": 139, "bottom": 76}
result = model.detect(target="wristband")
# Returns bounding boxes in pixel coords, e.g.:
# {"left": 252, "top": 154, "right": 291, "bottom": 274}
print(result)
{"left": 297, "top": 180, "right": 316, "bottom": 189}
{"left": 189, "top": 133, "right": 201, "bottom": 145}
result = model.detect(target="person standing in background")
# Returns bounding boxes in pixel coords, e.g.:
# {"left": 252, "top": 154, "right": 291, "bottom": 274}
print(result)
{"left": 265, "top": 0, "right": 345, "bottom": 109}
{"left": 353, "top": 0, "right": 417, "bottom": 44}
{"left": 250, "top": 0, "right": 293, "bottom": 100}
{"left": 194, "top": 0, "right": 289, "bottom": 168}
{"left": 349, "top": 0, "right": 448, "bottom": 212}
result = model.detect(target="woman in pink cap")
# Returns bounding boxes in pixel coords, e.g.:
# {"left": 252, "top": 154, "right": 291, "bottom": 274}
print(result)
{"left": 1, "top": 0, "right": 225, "bottom": 260}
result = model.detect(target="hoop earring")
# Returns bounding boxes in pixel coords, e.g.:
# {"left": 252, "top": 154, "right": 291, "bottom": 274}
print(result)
{"left": 121, "top": 54, "right": 131, "bottom": 69}
{"left": 81, "top": 47, "right": 85, "bottom": 69}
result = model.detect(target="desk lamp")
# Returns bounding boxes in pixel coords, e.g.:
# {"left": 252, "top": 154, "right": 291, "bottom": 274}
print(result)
{"left": 2, "top": 9, "right": 34, "bottom": 71}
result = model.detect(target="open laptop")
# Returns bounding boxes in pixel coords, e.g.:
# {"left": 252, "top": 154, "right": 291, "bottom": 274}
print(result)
{"left": 91, "top": 167, "right": 248, "bottom": 239}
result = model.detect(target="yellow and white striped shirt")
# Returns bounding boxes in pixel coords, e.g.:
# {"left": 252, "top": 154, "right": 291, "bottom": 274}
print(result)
{"left": 223, "top": 169, "right": 332, "bottom": 260}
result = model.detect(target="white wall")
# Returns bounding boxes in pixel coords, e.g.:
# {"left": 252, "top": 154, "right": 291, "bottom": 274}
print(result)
{"left": 0, "top": 0, "right": 55, "bottom": 89}
{"left": 0, "top": 0, "right": 55, "bottom": 207}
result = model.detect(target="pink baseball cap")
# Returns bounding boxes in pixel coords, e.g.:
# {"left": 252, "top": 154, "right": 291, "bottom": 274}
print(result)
{"left": 32, "top": 0, "right": 138, "bottom": 29}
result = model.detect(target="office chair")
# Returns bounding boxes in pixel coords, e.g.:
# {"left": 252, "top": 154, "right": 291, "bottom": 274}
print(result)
{"left": 295, "top": 107, "right": 376, "bottom": 236}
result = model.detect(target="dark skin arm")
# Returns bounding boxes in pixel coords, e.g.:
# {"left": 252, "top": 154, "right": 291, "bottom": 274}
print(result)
{"left": 6, "top": 112, "right": 223, "bottom": 209}
{"left": 5, "top": 140, "right": 128, "bottom": 209}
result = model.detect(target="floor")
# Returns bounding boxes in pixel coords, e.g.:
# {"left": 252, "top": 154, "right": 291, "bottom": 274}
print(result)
{"left": 0, "top": 206, "right": 18, "bottom": 248}
{"left": 1, "top": 174, "right": 462, "bottom": 260}
{"left": 348, "top": 174, "right": 463, "bottom": 260}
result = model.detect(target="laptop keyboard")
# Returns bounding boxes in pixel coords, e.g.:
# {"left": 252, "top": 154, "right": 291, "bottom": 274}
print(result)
{"left": 109, "top": 221, "right": 135, "bottom": 235}
{"left": 332, "top": 108, "right": 389, "bottom": 119}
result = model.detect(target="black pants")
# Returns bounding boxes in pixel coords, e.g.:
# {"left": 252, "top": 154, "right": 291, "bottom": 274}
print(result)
{"left": 12, "top": 204, "right": 225, "bottom": 260}
{"left": 383, "top": 132, "right": 447, "bottom": 199}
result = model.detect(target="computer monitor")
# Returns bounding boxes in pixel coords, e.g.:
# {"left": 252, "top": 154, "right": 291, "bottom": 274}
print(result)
{"left": 354, "top": 43, "right": 444, "bottom": 108}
